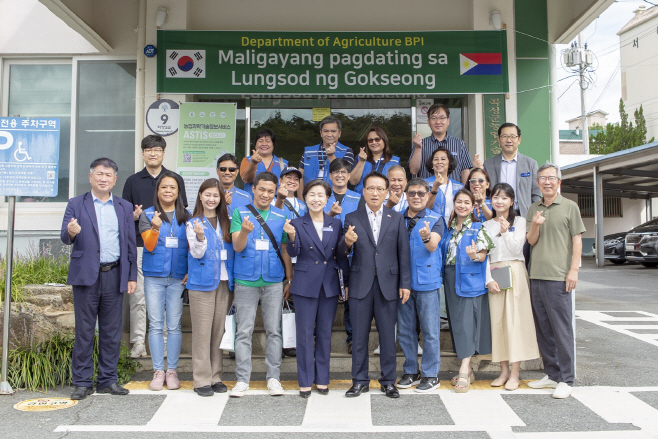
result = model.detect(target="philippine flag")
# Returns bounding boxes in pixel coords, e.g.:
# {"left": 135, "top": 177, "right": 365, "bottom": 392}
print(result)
{"left": 165, "top": 50, "right": 206, "bottom": 78}
{"left": 459, "top": 53, "right": 502, "bottom": 75}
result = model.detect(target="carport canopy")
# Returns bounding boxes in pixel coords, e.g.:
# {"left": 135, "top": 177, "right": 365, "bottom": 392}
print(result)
{"left": 561, "top": 141, "right": 658, "bottom": 267}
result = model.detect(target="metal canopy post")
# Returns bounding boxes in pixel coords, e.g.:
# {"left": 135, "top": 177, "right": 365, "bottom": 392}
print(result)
{"left": 1, "top": 196, "right": 16, "bottom": 395}
{"left": 593, "top": 166, "right": 604, "bottom": 268}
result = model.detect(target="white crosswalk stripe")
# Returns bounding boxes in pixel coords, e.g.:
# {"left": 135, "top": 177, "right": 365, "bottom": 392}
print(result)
{"left": 576, "top": 311, "right": 658, "bottom": 347}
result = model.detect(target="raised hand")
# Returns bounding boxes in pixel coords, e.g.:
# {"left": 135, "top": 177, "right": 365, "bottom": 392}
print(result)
{"left": 473, "top": 188, "right": 484, "bottom": 203}
{"left": 324, "top": 142, "right": 336, "bottom": 156}
{"left": 345, "top": 225, "right": 358, "bottom": 247}
{"left": 532, "top": 211, "right": 546, "bottom": 226}
{"left": 433, "top": 172, "right": 445, "bottom": 188}
{"left": 473, "top": 154, "right": 483, "bottom": 169}
{"left": 67, "top": 217, "right": 81, "bottom": 238}
{"left": 358, "top": 147, "right": 367, "bottom": 161}
{"left": 133, "top": 204, "right": 143, "bottom": 221}
{"left": 412, "top": 132, "right": 422, "bottom": 149}
{"left": 419, "top": 221, "right": 431, "bottom": 240}
{"left": 224, "top": 190, "right": 233, "bottom": 206}
{"left": 251, "top": 149, "right": 262, "bottom": 163}
{"left": 329, "top": 202, "right": 342, "bottom": 217}
{"left": 283, "top": 219, "right": 296, "bottom": 241}
{"left": 499, "top": 216, "right": 510, "bottom": 234}
{"left": 465, "top": 239, "right": 478, "bottom": 260}
{"left": 193, "top": 219, "right": 205, "bottom": 240}
{"left": 241, "top": 217, "right": 255, "bottom": 234}
{"left": 387, "top": 190, "right": 400, "bottom": 206}
{"left": 151, "top": 211, "right": 162, "bottom": 230}
{"left": 277, "top": 186, "right": 289, "bottom": 199}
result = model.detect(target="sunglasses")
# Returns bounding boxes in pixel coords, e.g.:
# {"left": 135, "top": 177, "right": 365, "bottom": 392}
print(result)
{"left": 367, "top": 137, "right": 382, "bottom": 143}
{"left": 407, "top": 191, "right": 428, "bottom": 198}
{"left": 469, "top": 178, "right": 486, "bottom": 184}
{"left": 218, "top": 167, "right": 238, "bottom": 172}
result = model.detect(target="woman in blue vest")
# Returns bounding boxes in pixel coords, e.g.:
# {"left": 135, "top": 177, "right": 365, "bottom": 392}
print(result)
{"left": 186, "top": 178, "right": 234, "bottom": 397}
{"left": 349, "top": 126, "right": 400, "bottom": 193}
{"left": 441, "top": 188, "right": 495, "bottom": 393}
{"left": 425, "top": 147, "right": 464, "bottom": 223}
{"left": 140, "top": 171, "right": 189, "bottom": 392}
{"left": 465, "top": 168, "right": 493, "bottom": 222}
{"left": 240, "top": 129, "right": 289, "bottom": 195}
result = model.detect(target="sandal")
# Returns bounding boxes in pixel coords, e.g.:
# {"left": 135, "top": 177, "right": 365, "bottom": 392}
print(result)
{"left": 454, "top": 373, "right": 470, "bottom": 393}
{"left": 450, "top": 370, "right": 475, "bottom": 386}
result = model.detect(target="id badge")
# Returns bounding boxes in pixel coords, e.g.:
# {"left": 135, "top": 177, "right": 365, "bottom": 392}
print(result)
{"left": 255, "top": 239, "right": 269, "bottom": 250}
{"left": 318, "top": 169, "right": 325, "bottom": 179}
{"left": 165, "top": 237, "right": 178, "bottom": 248}
{"left": 323, "top": 226, "right": 333, "bottom": 232}
{"left": 220, "top": 249, "right": 228, "bottom": 260}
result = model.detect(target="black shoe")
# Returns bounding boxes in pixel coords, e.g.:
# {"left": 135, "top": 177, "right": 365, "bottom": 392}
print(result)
{"left": 283, "top": 348, "right": 297, "bottom": 357}
{"left": 345, "top": 383, "right": 369, "bottom": 397}
{"left": 380, "top": 384, "right": 400, "bottom": 398}
{"left": 194, "top": 385, "right": 214, "bottom": 397}
{"left": 70, "top": 386, "right": 94, "bottom": 400}
{"left": 415, "top": 377, "right": 440, "bottom": 393}
{"left": 212, "top": 382, "right": 227, "bottom": 393}
{"left": 316, "top": 387, "right": 329, "bottom": 395}
{"left": 397, "top": 373, "right": 421, "bottom": 389}
{"left": 96, "top": 383, "right": 129, "bottom": 395}
{"left": 299, "top": 390, "right": 311, "bottom": 398}
{"left": 229, "top": 351, "right": 235, "bottom": 359}
{"left": 347, "top": 341, "right": 353, "bottom": 355}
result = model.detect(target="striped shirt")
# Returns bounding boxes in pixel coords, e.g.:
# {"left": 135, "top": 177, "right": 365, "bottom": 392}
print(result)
{"left": 411, "top": 134, "right": 472, "bottom": 181}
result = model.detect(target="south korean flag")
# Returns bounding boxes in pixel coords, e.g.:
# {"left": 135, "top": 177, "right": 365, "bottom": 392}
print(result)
{"left": 166, "top": 50, "right": 206, "bottom": 78}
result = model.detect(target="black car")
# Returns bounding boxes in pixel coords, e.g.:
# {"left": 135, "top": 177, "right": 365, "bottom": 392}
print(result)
{"left": 597, "top": 218, "right": 658, "bottom": 265}
{"left": 625, "top": 218, "right": 658, "bottom": 268}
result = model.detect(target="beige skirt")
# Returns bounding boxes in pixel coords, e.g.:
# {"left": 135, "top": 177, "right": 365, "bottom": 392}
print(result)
{"left": 488, "top": 259, "right": 540, "bottom": 363}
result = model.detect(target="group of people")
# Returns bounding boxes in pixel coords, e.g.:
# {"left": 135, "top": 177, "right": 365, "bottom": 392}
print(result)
{"left": 61, "top": 104, "right": 585, "bottom": 402}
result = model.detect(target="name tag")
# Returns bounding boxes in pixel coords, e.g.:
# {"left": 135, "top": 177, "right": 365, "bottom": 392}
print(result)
{"left": 509, "top": 227, "right": 515, "bottom": 232}
{"left": 165, "top": 237, "right": 178, "bottom": 248}
{"left": 220, "top": 249, "right": 228, "bottom": 260}
{"left": 255, "top": 239, "right": 269, "bottom": 251}
{"left": 521, "top": 172, "right": 531, "bottom": 177}
{"left": 323, "top": 226, "right": 333, "bottom": 232}
{"left": 318, "top": 169, "right": 325, "bottom": 179}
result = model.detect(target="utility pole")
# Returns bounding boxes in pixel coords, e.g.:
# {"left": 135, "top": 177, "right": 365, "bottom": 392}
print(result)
{"left": 564, "top": 33, "right": 594, "bottom": 154}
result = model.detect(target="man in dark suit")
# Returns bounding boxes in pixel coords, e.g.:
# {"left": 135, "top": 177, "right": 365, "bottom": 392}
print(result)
{"left": 338, "top": 171, "right": 411, "bottom": 398}
{"left": 61, "top": 158, "right": 137, "bottom": 400}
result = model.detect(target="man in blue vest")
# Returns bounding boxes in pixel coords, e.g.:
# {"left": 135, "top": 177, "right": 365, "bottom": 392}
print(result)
{"left": 216, "top": 153, "right": 252, "bottom": 220}
{"left": 298, "top": 116, "right": 355, "bottom": 198}
{"left": 397, "top": 178, "right": 444, "bottom": 393}
{"left": 229, "top": 171, "right": 293, "bottom": 398}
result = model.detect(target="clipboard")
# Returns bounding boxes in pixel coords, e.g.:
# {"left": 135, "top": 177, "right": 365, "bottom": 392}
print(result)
{"left": 490, "top": 265, "right": 513, "bottom": 290}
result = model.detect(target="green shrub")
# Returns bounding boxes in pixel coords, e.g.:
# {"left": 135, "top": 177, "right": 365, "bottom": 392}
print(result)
{"left": 2, "top": 330, "right": 140, "bottom": 391}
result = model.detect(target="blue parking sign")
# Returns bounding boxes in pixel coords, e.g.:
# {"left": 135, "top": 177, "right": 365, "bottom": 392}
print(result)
{"left": 0, "top": 118, "right": 60, "bottom": 197}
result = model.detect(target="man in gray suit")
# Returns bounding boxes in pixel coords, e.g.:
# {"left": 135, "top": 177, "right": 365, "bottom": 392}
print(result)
{"left": 339, "top": 171, "right": 411, "bottom": 399}
{"left": 483, "top": 123, "right": 541, "bottom": 218}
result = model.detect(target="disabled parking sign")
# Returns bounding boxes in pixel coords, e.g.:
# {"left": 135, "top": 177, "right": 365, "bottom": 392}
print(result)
{"left": 0, "top": 118, "right": 60, "bottom": 197}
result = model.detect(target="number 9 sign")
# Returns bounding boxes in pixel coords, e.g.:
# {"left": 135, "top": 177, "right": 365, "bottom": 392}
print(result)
{"left": 146, "top": 99, "right": 180, "bottom": 137}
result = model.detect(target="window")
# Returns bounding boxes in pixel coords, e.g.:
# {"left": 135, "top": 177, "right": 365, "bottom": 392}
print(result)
{"left": 75, "top": 61, "right": 136, "bottom": 196}
{"left": 578, "top": 194, "right": 623, "bottom": 218}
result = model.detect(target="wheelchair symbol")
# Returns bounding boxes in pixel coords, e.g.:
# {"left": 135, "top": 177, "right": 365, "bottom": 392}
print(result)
{"left": 14, "top": 141, "right": 31, "bottom": 162}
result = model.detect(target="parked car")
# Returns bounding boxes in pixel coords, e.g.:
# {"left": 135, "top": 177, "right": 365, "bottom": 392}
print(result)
{"left": 594, "top": 218, "right": 658, "bottom": 265}
{"left": 624, "top": 218, "right": 658, "bottom": 268}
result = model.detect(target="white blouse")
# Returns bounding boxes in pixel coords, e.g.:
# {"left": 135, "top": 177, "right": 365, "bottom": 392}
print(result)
{"left": 484, "top": 216, "right": 526, "bottom": 286}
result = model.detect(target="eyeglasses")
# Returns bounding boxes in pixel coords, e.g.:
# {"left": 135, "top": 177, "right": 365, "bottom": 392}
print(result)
{"left": 331, "top": 170, "right": 349, "bottom": 175}
{"left": 218, "top": 167, "right": 238, "bottom": 172}
{"left": 367, "top": 137, "right": 382, "bottom": 143}
{"left": 469, "top": 178, "right": 486, "bottom": 184}
{"left": 499, "top": 135, "right": 519, "bottom": 140}
{"left": 143, "top": 148, "right": 164, "bottom": 154}
{"left": 365, "top": 187, "right": 387, "bottom": 193}
{"left": 407, "top": 191, "right": 428, "bottom": 198}
{"left": 429, "top": 116, "right": 448, "bottom": 122}
{"left": 538, "top": 176, "right": 559, "bottom": 182}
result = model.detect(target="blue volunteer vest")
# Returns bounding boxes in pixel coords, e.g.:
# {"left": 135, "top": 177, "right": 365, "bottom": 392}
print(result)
{"left": 472, "top": 198, "right": 492, "bottom": 222}
{"left": 186, "top": 216, "right": 235, "bottom": 292}
{"left": 142, "top": 207, "right": 188, "bottom": 279}
{"left": 233, "top": 206, "right": 287, "bottom": 282}
{"left": 324, "top": 189, "right": 360, "bottom": 226}
{"left": 453, "top": 222, "right": 488, "bottom": 298}
{"left": 226, "top": 186, "right": 252, "bottom": 220}
{"left": 408, "top": 209, "right": 443, "bottom": 291}
{"left": 426, "top": 177, "right": 464, "bottom": 219}
{"left": 281, "top": 198, "right": 308, "bottom": 219}
{"left": 302, "top": 142, "right": 351, "bottom": 184}
{"left": 353, "top": 156, "right": 400, "bottom": 193}
{"left": 243, "top": 155, "right": 288, "bottom": 195}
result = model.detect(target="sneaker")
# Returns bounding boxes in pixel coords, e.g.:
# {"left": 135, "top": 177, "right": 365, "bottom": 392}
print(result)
{"left": 415, "top": 377, "right": 440, "bottom": 393}
{"left": 552, "top": 382, "right": 573, "bottom": 399}
{"left": 528, "top": 375, "right": 558, "bottom": 389}
{"left": 417, "top": 344, "right": 423, "bottom": 355}
{"left": 130, "top": 342, "right": 147, "bottom": 358}
{"left": 397, "top": 373, "right": 421, "bottom": 389}
{"left": 373, "top": 345, "right": 381, "bottom": 355}
{"left": 440, "top": 318, "right": 450, "bottom": 331}
{"left": 149, "top": 370, "right": 165, "bottom": 391}
{"left": 194, "top": 385, "right": 214, "bottom": 397}
{"left": 267, "top": 378, "right": 285, "bottom": 396}
{"left": 212, "top": 382, "right": 227, "bottom": 393}
{"left": 165, "top": 369, "right": 180, "bottom": 390}
{"left": 230, "top": 381, "right": 250, "bottom": 398}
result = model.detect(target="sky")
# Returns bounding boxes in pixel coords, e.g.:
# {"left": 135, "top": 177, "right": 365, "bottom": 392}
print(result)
{"left": 555, "top": 0, "right": 650, "bottom": 129}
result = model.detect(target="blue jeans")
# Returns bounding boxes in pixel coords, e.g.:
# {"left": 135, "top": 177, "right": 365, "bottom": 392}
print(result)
{"left": 397, "top": 288, "right": 441, "bottom": 377}
{"left": 144, "top": 275, "right": 185, "bottom": 371}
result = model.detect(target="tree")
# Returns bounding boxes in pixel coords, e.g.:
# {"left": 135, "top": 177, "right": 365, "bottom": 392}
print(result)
{"left": 589, "top": 99, "right": 654, "bottom": 154}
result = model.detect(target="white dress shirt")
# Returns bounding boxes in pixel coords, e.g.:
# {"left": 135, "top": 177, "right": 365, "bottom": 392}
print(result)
{"left": 366, "top": 204, "right": 384, "bottom": 245}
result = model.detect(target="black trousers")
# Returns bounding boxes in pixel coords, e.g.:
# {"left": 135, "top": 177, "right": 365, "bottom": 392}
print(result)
{"left": 72, "top": 267, "right": 123, "bottom": 389}
{"left": 349, "top": 276, "right": 398, "bottom": 386}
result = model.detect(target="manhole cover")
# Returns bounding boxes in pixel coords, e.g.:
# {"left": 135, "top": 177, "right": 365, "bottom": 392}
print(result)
{"left": 14, "top": 398, "right": 78, "bottom": 412}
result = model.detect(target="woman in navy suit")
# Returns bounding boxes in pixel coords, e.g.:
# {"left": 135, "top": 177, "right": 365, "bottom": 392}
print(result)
{"left": 285, "top": 180, "right": 349, "bottom": 398}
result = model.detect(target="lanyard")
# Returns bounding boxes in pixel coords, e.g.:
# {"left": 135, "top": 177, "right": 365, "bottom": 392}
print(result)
{"left": 204, "top": 216, "right": 224, "bottom": 250}
{"left": 373, "top": 156, "right": 385, "bottom": 173}
{"left": 169, "top": 211, "right": 177, "bottom": 237}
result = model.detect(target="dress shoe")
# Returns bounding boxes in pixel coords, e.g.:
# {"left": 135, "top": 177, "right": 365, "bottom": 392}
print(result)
{"left": 316, "top": 387, "right": 329, "bottom": 395}
{"left": 299, "top": 390, "right": 311, "bottom": 398}
{"left": 380, "top": 384, "right": 400, "bottom": 398}
{"left": 70, "top": 386, "right": 94, "bottom": 400}
{"left": 212, "top": 382, "right": 227, "bottom": 393}
{"left": 283, "top": 348, "right": 297, "bottom": 357}
{"left": 194, "top": 385, "right": 214, "bottom": 397}
{"left": 345, "top": 383, "right": 369, "bottom": 397}
{"left": 97, "top": 383, "right": 129, "bottom": 395}
{"left": 347, "top": 341, "right": 353, "bottom": 355}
